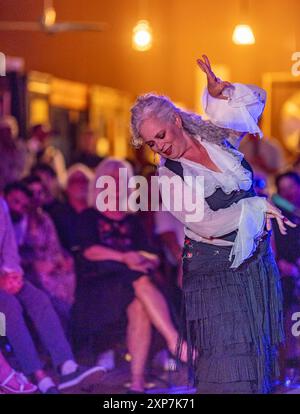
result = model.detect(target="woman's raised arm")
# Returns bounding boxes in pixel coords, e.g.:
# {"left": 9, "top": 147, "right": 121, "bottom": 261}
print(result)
{"left": 197, "top": 54, "right": 233, "bottom": 100}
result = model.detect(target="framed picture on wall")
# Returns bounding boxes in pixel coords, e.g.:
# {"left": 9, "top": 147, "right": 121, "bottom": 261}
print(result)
{"left": 262, "top": 72, "right": 300, "bottom": 156}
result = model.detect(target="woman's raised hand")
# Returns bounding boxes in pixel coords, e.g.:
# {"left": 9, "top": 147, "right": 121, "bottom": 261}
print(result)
{"left": 265, "top": 200, "right": 297, "bottom": 235}
{"left": 197, "top": 54, "right": 233, "bottom": 99}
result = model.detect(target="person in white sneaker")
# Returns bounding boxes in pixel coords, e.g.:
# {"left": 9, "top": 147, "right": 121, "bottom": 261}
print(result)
{"left": 0, "top": 197, "right": 105, "bottom": 394}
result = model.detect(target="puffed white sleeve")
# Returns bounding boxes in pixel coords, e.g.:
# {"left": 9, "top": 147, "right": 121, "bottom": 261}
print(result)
{"left": 202, "top": 83, "right": 267, "bottom": 139}
{"left": 158, "top": 166, "right": 267, "bottom": 268}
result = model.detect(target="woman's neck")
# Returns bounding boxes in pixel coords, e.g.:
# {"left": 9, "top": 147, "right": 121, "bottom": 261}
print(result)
{"left": 181, "top": 134, "right": 205, "bottom": 161}
{"left": 180, "top": 134, "right": 222, "bottom": 173}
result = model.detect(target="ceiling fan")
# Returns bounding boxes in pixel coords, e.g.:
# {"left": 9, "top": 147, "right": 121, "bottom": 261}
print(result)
{"left": 0, "top": 0, "right": 109, "bottom": 34}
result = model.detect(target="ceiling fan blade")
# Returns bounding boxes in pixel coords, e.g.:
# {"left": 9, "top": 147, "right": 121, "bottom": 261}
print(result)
{"left": 0, "top": 21, "right": 41, "bottom": 31}
{"left": 46, "top": 21, "right": 109, "bottom": 33}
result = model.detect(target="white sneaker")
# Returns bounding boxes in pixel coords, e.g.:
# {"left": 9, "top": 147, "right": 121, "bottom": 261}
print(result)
{"left": 96, "top": 349, "right": 115, "bottom": 371}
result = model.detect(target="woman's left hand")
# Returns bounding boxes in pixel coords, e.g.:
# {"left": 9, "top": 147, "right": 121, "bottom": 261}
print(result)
{"left": 265, "top": 200, "right": 297, "bottom": 234}
{"left": 197, "top": 54, "right": 233, "bottom": 99}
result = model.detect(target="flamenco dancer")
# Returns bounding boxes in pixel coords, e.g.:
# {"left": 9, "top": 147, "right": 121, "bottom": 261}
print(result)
{"left": 130, "top": 55, "right": 296, "bottom": 394}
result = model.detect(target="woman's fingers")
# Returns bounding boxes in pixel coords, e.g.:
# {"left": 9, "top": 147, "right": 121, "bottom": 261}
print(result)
{"left": 197, "top": 56, "right": 210, "bottom": 71}
{"left": 266, "top": 201, "right": 297, "bottom": 230}
{"left": 197, "top": 58, "right": 215, "bottom": 81}
{"left": 197, "top": 56, "right": 232, "bottom": 99}
{"left": 283, "top": 217, "right": 297, "bottom": 228}
{"left": 266, "top": 202, "right": 283, "bottom": 218}
{"left": 275, "top": 216, "right": 287, "bottom": 235}
{"left": 197, "top": 61, "right": 214, "bottom": 82}
{"left": 196, "top": 59, "right": 208, "bottom": 73}
{"left": 266, "top": 213, "right": 287, "bottom": 235}
{"left": 266, "top": 211, "right": 285, "bottom": 232}
{"left": 266, "top": 210, "right": 297, "bottom": 235}
{"left": 202, "top": 54, "right": 212, "bottom": 70}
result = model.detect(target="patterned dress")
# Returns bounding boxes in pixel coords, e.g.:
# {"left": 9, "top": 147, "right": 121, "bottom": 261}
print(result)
{"left": 72, "top": 209, "right": 152, "bottom": 337}
{"left": 19, "top": 209, "right": 76, "bottom": 305}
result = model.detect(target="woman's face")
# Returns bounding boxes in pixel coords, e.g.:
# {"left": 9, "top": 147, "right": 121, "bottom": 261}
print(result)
{"left": 95, "top": 164, "right": 130, "bottom": 211}
{"left": 67, "top": 171, "right": 90, "bottom": 202}
{"left": 139, "top": 117, "right": 189, "bottom": 159}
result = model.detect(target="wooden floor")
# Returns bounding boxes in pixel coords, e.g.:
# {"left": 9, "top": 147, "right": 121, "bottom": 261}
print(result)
{"left": 3, "top": 346, "right": 299, "bottom": 394}
{"left": 60, "top": 360, "right": 299, "bottom": 394}
{"left": 60, "top": 359, "right": 195, "bottom": 394}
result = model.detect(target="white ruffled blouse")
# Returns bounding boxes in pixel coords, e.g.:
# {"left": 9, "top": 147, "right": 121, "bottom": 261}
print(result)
{"left": 180, "top": 136, "right": 253, "bottom": 197}
{"left": 158, "top": 135, "right": 267, "bottom": 269}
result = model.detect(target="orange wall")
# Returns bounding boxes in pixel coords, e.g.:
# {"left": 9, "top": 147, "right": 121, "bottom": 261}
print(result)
{"left": 0, "top": 0, "right": 299, "bottom": 109}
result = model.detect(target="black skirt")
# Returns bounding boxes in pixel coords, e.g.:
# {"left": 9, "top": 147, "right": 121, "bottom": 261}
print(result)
{"left": 72, "top": 260, "right": 145, "bottom": 337}
{"left": 180, "top": 233, "right": 284, "bottom": 394}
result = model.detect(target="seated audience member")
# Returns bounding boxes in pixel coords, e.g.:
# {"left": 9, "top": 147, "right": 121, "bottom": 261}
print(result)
{"left": 4, "top": 180, "right": 76, "bottom": 330}
{"left": 240, "top": 134, "right": 285, "bottom": 177}
{"left": 71, "top": 128, "right": 103, "bottom": 169}
{"left": 0, "top": 120, "right": 27, "bottom": 192}
{"left": 74, "top": 158, "right": 187, "bottom": 393}
{"left": 47, "top": 163, "right": 94, "bottom": 253}
{"left": 30, "top": 163, "right": 65, "bottom": 216}
{"left": 273, "top": 171, "right": 300, "bottom": 381}
{"left": 0, "top": 197, "right": 104, "bottom": 393}
{"left": 273, "top": 172, "right": 300, "bottom": 283}
{"left": 45, "top": 164, "right": 119, "bottom": 370}
{"left": 0, "top": 351, "right": 37, "bottom": 394}
{"left": 27, "top": 124, "right": 67, "bottom": 186}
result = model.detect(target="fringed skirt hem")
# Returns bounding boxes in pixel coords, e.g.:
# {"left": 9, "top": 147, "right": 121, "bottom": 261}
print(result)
{"left": 178, "top": 234, "right": 284, "bottom": 394}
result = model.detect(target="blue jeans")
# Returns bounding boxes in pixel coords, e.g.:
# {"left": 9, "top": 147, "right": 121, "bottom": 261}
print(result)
{"left": 0, "top": 281, "right": 74, "bottom": 375}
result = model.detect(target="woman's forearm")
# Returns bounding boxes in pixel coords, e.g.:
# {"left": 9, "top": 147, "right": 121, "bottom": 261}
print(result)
{"left": 83, "top": 245, "right": 124, "bottom": 262}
